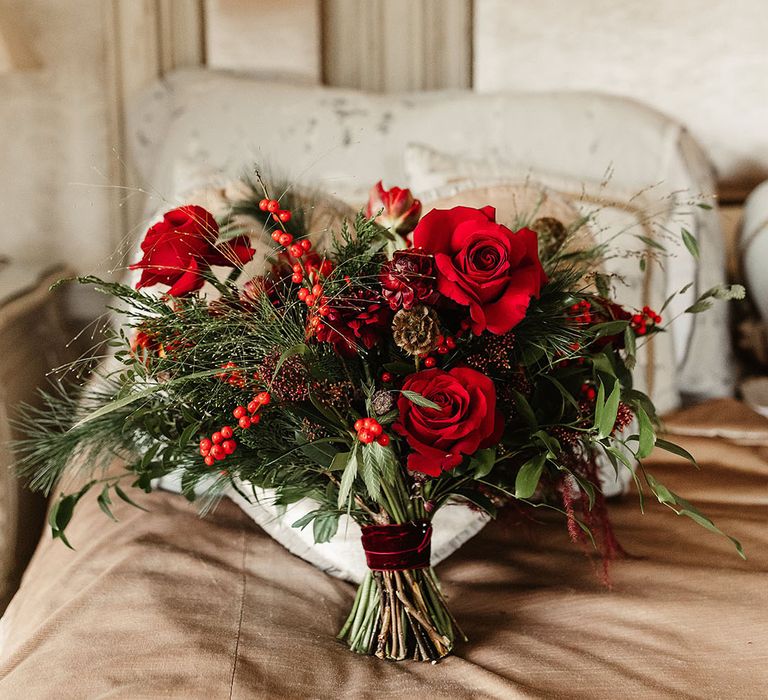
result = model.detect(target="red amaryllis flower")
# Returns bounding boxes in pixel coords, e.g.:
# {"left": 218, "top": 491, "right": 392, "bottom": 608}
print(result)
{"left": 130, "top": 206, "right": 255, "bottom": 297}
{"left": 393, "top": 367, "right": 504, "bottom": 476}
{"left": 379, "top": 249, "right": 439, "bottom": 310}
{"left": 366, "top": 181, "right": 422, "bottom": 235}
{"left": 313, "top": 287, "right": 391, "bottom": 356}
{"left": 413, "top": 206, "right": 547, "bottom": 335}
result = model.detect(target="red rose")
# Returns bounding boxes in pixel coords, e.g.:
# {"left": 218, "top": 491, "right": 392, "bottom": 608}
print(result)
{"left": 393, "top": 367, "right": 503, "bottom": 476}
{"left": 366, "top": 181, "right": 422, "bottom": 235}
{"left": 412, "top": 206, "right": 547, "bottom": 335}
{"left": 130, "top": 206, "right": 255, "bottom": 297}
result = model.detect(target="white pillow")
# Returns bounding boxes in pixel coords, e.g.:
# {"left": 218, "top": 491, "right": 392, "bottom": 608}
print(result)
{"left": 405, "top": 143, "right": 734, "bottom": 411}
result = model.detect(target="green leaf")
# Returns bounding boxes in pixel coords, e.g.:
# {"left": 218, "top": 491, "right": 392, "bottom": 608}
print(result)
{"left": 337, "top": 447, "right": 359, "bottom": 508}
{"left": 685, "top": 299, "right": 713, "bottom": 314}
{"left": 591, "top": 320, "right": 629, "bottom": 338}
{"left": 178, "top": 422, "right": 200, "bottom": 449}
{"left": 593, "top": 380, "right": 606, "bottom": 433}
{"left": 599, "top": 380, "right": 621, "bottom": 439}
{"left": 312, "top": 511, "right": 340, "bottom": 544}
{"left": 645, "top": 474, "right": 745, "bottom": 559}
{"left": 515, "top": 454, "right": 547, "bottom": 499}
{"left": 681, "top": 228, "right": 699, "bottom": 259}
{"left": 654, "top": 438, "right": 697, "bottom": 467}
{"left": 510, "top": 389, "right": 537, "bottom": 428}
{"left": 400, "top": 390, "right": 441, "bottom": 410}
{"left": 634, "top": 234, "right": 666, "bottom": 251}
{"left": 604, "top": 444, "right": 636, "bottom": 472}
{"left": 470, "top": 448, "right": 496, "bottom": 479}
{"left": 114, "top": 483, "right": 149, "bottom": 511}
{"left": 636, "top": 406, "right": 655, "bottom": 459}
{"left": 97, "top": 486, "right": 117, "bottom": 521}
{"left": 623, "top": 326, "right": 636, "bottom": 370}
{"left": 329, "top": 451, "right": 350, "bottom": 471}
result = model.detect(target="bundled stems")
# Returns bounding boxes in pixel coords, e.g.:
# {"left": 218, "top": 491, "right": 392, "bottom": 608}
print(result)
{"left": 337, "top": 566, "right": 464, "bottom": 662}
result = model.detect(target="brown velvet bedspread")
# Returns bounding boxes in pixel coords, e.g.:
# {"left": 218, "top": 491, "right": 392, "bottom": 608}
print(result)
{"left": 1, "top": 399, "right": 766, "bottom": 699}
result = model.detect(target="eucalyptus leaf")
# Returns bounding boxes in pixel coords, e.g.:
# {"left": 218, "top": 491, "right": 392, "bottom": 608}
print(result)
{"left": 515, "top": 454, "right": 547, "bottom": 499}
{"left": 400, "top": 390, "right": 441, "bottom": 410}
{"left": 636, "top": 407, "right": 655, "bottom": 459}
{"left": 681, "top": 228, "right": 699, "bottom": 259}
{"left": 598, "top": 380, "right": 621, "bottom": 439}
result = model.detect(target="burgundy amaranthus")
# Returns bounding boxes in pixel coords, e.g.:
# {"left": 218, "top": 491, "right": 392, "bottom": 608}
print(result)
{"left": 313, "top": 287, "right": 392, "bottom": 355}
{"left": 379, "top": 249, "right": 439, "bottom": 310}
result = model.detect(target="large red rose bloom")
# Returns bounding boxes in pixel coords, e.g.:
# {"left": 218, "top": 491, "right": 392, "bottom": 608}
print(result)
{"left": 393, "top": 367, "right": 503, "bottom": 476}
{"left": 130, "top": 205, "right": 255, "bottom": 297}
{"left": 412, "top": 206, "right": 547, "bottom": 335}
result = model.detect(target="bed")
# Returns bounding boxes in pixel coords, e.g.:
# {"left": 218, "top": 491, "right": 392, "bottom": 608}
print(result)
{"left": 1, "top": 74, "right": 764, "bottom": 698}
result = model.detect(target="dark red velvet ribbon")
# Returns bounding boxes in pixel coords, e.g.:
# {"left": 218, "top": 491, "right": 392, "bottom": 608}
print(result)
{"left": 360, "top": 521, "right": 433, "bottom": 571}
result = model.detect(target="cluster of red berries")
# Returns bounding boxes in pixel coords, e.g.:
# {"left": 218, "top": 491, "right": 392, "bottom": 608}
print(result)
{"left": 297, "top": 283, "right": 329, "bottom": 315}
{"left": 258, "top": 198, "right": 292, "bottom": 224}
{"left": 568, "top": 299, "right": 594, "bottom": 325}
{"left": 214, "top": 361, "right": 246, "bottom": 388}
{"left": 353, "top": 417, "right": 390, "bottom": 446}
{"left": 631, "top": 306, "right": 661, "bottom": 336}
{"left": 271, "top": 231, "right": 312, "bottom": 260}
{"left": 199, "top": 425, "right": 237, "bottom": 466}
{"left": 198, "top": 391, "right": 271, "bottom": 467}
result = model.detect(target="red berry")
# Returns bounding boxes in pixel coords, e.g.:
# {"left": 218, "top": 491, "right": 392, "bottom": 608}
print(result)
{"left": 288, "top": 244, "right": 303, "bottom": 258}
{"left": 632, "top": 314, "right": 643, "bottom": 325}
{"left": 311, "top": 284, "right": 323, "bottom": 296}
{"left": 376, "top": 434, "right": 390, "bottom": 447}
{"left": 258, "top": 198, "right": 270, "bottom": 211}
{"left": 424, "top": 356, "right": 437, "bottom": 368}
{"left": 305, "top": 294, "right": 316, "bottom": 306}
{"left": 298, "top": 287, "right": 310, "bottom": 301}
{"left": 233, "top": 405, "right": 247, "bottom": 419}
{"left": 300, "top": 239, "right": 312, "bottom": 251}
{"left": 238, "top": 416, "right": 251, "bottom": 429}
{"left": 199, "top": 438, "right": 212, "bottom": 453}
{"left": 278, "top": 232, "right": 293, "bottom": 247}
{"left": 199, "top": 447, "right": 209, "bottom": 457}
{"left": 381, "top": 372, "right": 392, "bottom": 383}
{"left": 257, "top": 392, "right": 271, "bottom": 405}
{"left": 319, "top": 260, "right": 333, "bottom": 276}
{"left": 291, "top": 273, "right": 303, "bottom": 284}
{"left": 267, "top": 199, "right": 280, "bottom": 213}
{"left": 445, "top": 336, "right": 457, "bottom": 350}
{"left": 292, "top": 263, "right": 303, "bottom": 273}
{"left": 250, "top": 413, "right": 261, "bottom": 425}
{"left": 211, "top": 431, "right": 223, "bottom": 444}
{"left": 211, "top": 444, "right": 225, "bottom": 460}
{"left": 278, "top": 210, "right": 292, "bottom": 223}
{"left": 247, "top": 400, "right": 259, "bottom": 413}
{"left": 222, "top": 440, "right": 236, "bottom": 455}
{"left": 369, "top": 422, "right": 383, "bottom": 437}
{"left": 437, "top": 345, "right": 449, "bottom": 355}
{"left": 271, "top": 231, "right": 281, "bottom": 242}
{"left": 358, "top": 430, "right": 375, "bottom": 444}
{"left": 354, "top": 419, "right": 365, "bottom": 432}
{"left": 221, "top": 426, "right": 233, "bottom": 439}
{"left": 362, "top": 418, "right": 375, "bottom": 428}
{"left": 204, "top": 455, "right": 215, "bottom": 467}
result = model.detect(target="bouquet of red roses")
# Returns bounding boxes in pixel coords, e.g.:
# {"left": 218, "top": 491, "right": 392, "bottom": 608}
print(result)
{"left": 18, "top": 174, "right": 743, "bottom": 662}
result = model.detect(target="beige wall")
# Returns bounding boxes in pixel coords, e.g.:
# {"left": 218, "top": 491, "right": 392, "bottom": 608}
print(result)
{"left": 1, "top": 0, "right": 765, "bottom": 281}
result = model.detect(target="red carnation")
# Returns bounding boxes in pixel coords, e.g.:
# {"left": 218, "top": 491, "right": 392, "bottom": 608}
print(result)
{"left": 366, "top": 181, "right": 422, "bottom": 235}
{"left": 313, "top": 287, "right": 392, "bottom": 356}
{"left": 130, "top": 205, "right": 255, "bottom": 297}
{"left": 393, "top": 367, "right": 504, "bottom": 476}
{"left": 379, "top": 249, "right": 439, "bottom": 310}
{"left": 412, "top": 206, "right": 547, "bottom": 335}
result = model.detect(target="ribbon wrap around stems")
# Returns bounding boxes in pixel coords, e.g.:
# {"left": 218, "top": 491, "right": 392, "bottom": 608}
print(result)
{"left": 360, "top": 521, "right": 433, "bottom": 571}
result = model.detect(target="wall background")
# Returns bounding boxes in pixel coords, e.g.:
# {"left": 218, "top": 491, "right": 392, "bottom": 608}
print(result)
{"left": 0, "top": 0, "right": 766, "bottom": 277}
